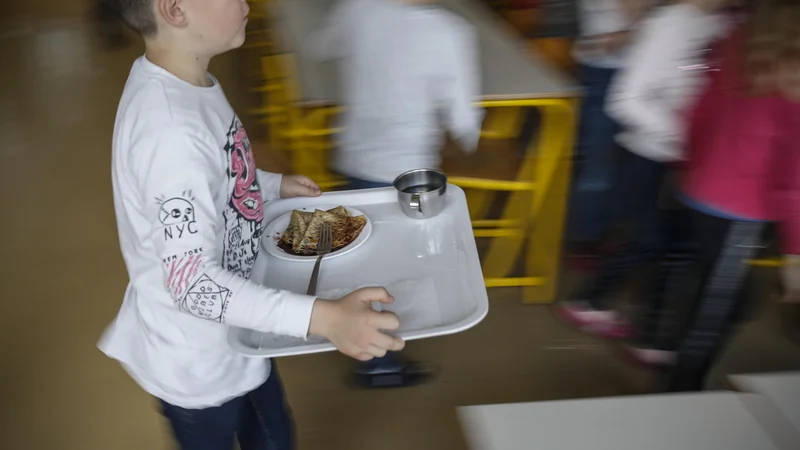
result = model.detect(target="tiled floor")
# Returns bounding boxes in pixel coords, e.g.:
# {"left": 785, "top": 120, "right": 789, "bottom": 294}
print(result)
{"left": 1, "top": 10, "right": 799, "bottom": 450}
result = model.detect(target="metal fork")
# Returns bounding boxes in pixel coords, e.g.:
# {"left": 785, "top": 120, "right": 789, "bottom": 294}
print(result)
{"left": 306, "top": 222, "right": 333, "bottom": 295}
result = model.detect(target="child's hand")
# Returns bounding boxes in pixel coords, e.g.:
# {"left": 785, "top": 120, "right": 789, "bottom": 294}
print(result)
{"left": 309, "top": 287, "right": 406, "bottom": 360}
{"left": 280, "top": 175, "right": 322, "bottom": 198}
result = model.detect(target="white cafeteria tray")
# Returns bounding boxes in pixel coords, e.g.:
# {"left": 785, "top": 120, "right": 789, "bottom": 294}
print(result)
{"left": 227, "top": 185, "right": 489, "bottom": 357}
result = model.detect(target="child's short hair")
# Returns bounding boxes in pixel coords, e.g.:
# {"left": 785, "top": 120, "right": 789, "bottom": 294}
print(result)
{"left": 101, "top": 0, "right": 157, "bottom": 36}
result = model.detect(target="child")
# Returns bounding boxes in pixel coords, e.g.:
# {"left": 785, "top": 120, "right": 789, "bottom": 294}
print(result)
{"left": 629, "top": 0, "right": 800, "bottom": 391}
{"left": 309, "top": 0, "right": 484, "bottom": 388}
{"left": 558, "top": 0, "right": 733, "bottom": 336}
{"left": 97, "top": 1, "right": 404, "bottom": 448}
{"left": 567, "top": 0, "right": 652, "bottom": 259}
{"left": 310, "top": 0, "right": 484, "bottom": 185}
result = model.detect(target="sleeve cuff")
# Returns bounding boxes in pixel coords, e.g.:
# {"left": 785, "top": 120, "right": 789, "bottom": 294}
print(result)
{"left": 277, "top": 293, "right": 317, "bottom": 339}
{"left": 257, "top": 170, "right": 283, "bottom": 202}
{"left": 454, "top": 109, "right": 485, "bottom": 154}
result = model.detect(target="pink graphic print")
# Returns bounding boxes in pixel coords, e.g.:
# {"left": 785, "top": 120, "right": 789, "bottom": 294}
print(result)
{"left": 222, "top": 118, "right": 264, "bottom": 278}
{"left": 165, "top": 254, "right": 204, "bottom": 298}
{"left": 229, "top": 124, "right": 263, "bottom": 222}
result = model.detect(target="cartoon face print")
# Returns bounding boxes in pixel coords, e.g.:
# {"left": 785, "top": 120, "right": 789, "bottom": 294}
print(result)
{"left": 227, "top": 121, "right": 263, "bottom": 222}
{"left": 222, "top": 118, "right": 264, "bottom": 278}
{"left": 182, "top": 275, "right": 229, "bottom": 322}
{"left": 160, "top": 198, "right": 195, "bottom": 225}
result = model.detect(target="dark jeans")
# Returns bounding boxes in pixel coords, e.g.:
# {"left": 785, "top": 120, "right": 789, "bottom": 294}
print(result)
{"left": 341, "top": 175, "right": 406, "bottom": 374}
{"left": 160, "top": 364, "right": 294, "bottom": 450}
{"left": 662, "top": 210, "right": 766, "bottom": 391}
{"left": 567, "top": 64, "right": 622, "bottom": 242}
{"left": 635, "top": 201, "right": 698, "bottom": 352}
{"left": 584, "top": 149, "right": 667, "bottom": 310}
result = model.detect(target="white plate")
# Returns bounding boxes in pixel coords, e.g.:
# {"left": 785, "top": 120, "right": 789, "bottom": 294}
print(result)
{"left": 262, "top": 205, "right": 372, "bottom": 262}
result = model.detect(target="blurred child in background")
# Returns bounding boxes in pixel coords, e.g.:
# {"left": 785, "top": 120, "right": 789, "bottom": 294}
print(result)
{"left": 630, "top": 0, "right": 800, "bottom": 391}
{"left": 310, "top": 0, "right": 484, "bottom": 388}
{"left": 558, "top": 0, "right": 733, "bottom": 337}
{"left": 566, "top": 0, "right": 652, "bottom": 263}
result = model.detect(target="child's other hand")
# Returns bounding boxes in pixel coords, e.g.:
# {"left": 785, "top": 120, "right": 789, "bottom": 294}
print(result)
{"left": 280, "top": 175, "right": 322, "bottom": 198}
{"left": 309, "top": 287, "right": 406, "bottom": 360}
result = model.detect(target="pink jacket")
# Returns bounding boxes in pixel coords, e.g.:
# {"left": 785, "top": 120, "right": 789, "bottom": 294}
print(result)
{"left": 681, "top": 28, "right": 800, "bottom": 254}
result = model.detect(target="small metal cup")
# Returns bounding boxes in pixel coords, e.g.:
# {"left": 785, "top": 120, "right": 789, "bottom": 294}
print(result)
{"left": 393, "top": 169, "right": 448, "bottom": 220}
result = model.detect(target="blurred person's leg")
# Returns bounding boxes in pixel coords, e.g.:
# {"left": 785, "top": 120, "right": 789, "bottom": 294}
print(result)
{"left": 160, "top": 364, "right": 293, "bottom": 450}
{"left": 567, "top": 64, "right": 621, "bottom": 248}
{"left": 667, "top": 211, "right": 766, "bottom": 392}
{"left": 340, "top": 175, "right": 436, "bottom": 388}
{"left": 584, "top": 148, "right": 667, "bottom": 302}
{"left": 558, "top": 149, "right": 666, "bottom": 339}
{"left": 628, "top": 195, "right": 698, "bottom": 368}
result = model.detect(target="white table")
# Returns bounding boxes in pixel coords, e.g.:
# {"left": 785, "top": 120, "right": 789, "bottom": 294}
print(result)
{"left": 267, "top": 0, "right": 578, "bottom": 105}
{"left": 458, "top": 392, "right": 795, "bottom": 450}
{"left": 730, "top": 372, "right": 800, "bottom": 432}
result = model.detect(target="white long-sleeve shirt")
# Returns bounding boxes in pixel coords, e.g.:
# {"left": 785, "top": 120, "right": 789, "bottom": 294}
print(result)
{"left": 573, "top": 0, "right": 632, "bottom": 68}
{"left": 606, "top": 3, "right": 729, "bottom": 162}
{"left": 99, "top": 57, "right": 317, "bottom": 408}
{"left": 309, "top": 0, "right": 484, "bottom": 183}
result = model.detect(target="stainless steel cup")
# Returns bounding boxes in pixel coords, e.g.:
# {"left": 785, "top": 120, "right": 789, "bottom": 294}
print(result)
{"left": 393, "top": 169, "right": 448, "bottom": 219}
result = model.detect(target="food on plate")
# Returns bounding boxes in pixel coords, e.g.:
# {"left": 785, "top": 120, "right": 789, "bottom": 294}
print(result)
{"left": 282, "top": 210, "right": 312, "bottom": 246}
{"left": 278, "top": 206, "right": 367, "bottom": 256}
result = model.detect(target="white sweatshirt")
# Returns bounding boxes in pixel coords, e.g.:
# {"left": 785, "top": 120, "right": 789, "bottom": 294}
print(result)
{"left": 99, "top": 57, "right": 317, "bottom": 409}
{"left": 309, "top": 0, "right": 484, "bottom": 183}
{"left": 606, "top": 3, "right": 729, "bottom": 162}
{"left": 573, "top": 0, "right": 632, "bottom": 68}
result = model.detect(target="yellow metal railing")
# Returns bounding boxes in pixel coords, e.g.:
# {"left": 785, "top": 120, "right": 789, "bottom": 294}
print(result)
{"left": 248, "top": 37, "right": 578, "bottom": 303}
{"left": 457, "top": 98, "right": 576, "bottom": 303}
{"left": 248, "top": 53, "right": 346, "bottom": 190}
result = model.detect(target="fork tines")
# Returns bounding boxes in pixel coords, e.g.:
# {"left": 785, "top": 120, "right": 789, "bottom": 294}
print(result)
{"left": 318, "top": 222, "right": 333, "bottom": 254}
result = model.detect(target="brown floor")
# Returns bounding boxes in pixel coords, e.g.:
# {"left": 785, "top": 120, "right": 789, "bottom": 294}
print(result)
{"left": 2, "top": 10, "right": 799, "bottom": 450}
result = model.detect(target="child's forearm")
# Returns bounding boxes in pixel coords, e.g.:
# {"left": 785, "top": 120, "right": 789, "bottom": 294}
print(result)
{"left": 186, "top": 259, "right": 318, "bottom": 336}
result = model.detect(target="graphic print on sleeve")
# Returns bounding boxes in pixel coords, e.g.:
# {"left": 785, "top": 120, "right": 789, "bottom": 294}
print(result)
{"left": 181, "top": 275, "right": 231, "bottom": 321}
{"left": 156, "top": 191, "right": 199, "bottom": 241}
{"left": 221, "top": 118, "right": 264, "bottom": 278}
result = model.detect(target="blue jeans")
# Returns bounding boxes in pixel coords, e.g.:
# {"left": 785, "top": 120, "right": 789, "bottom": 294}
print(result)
{"left": 160, "top": 364, "right": 294, "bottom": 450}
{"left": 342, "top": 175, "right": 406, "bottom": 373}
{"left": 585, "top": 149, "right": 667, "bottom": 310}
{"left": 567, "top": 64, "right": 621, "bottom": 242}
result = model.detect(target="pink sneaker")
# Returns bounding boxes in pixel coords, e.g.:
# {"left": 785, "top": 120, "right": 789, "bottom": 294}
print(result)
{"left": 622, "top": 345, "right": 677, "bottom": 371}
{"left": 556, "top": 302, "right": 634, "bottom": 339}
